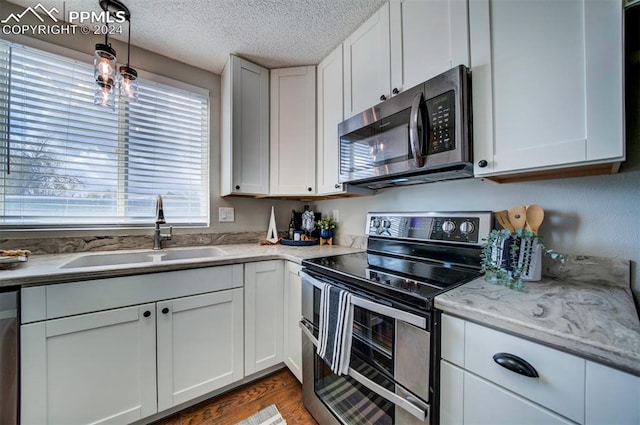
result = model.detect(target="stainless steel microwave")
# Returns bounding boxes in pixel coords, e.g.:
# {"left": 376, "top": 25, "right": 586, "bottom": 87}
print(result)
{"left": 338, "top": 65, "right": 473, "bottom": 189}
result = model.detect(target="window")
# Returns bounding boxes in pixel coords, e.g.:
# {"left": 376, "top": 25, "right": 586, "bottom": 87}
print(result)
{"left": 0, "top": 40, "right": 209, "bottom": 228}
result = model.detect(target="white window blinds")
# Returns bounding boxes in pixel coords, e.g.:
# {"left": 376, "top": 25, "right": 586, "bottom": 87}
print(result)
{"left": 0, "top": 40, "right": 209, "bottom": 228}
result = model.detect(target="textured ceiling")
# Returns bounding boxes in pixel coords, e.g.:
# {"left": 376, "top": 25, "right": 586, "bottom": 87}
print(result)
{"left": 7, "top": 0, "right": 387, "bottom": 73}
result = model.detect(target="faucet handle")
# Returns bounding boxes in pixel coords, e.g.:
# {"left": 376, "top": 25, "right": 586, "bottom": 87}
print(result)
{"left": 163, "top": 226, "right": 173, "bottom": 240}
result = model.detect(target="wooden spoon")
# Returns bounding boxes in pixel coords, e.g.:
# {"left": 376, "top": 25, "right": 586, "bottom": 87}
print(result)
{"left": 526, "top": 204, "right": 544, "bottom": 235}
{"left": 508, "top": 205, "right": 527, "bottom": 231}
{"left": 495, "top": 210, "right": 515, "bottom": 232}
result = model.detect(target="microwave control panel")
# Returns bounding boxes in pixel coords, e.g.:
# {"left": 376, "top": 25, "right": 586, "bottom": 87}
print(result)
{"left": 367, "top": 212, "right": 493, "bottom": 246}
{"left": 426, "top": 90, "right": 456, "bottom": 154}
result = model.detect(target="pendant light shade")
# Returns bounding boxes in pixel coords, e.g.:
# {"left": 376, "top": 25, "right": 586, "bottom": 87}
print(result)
{"left": 119, "top": 65, "right": 138, "bottom": 102}
{"left": 94, "top": 42, "right": 117, "bottom": 109}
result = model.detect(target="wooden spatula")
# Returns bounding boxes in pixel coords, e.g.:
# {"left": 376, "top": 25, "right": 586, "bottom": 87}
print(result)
{"left": 525, "top": 204, "right": 544, "bottom": 235}
{"left": 508, "top": 205, "right": 527, "bottom": 231}
{"left": 495, "top": 210, "right": 515, "bottom": 232}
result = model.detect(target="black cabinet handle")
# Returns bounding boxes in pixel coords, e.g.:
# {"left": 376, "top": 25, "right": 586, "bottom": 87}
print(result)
{"left": 380, "top": 94, "right": 387, "bottom": 101}
{"left": 493, "top": 352, "right": 539, "bottom": 378}
{"left": 477, "top": 160, "right": 488, "bottom": 168}
{"left": 308, "top": 187, "right": 313, "bottom": 192}
{"left": 235, "top": 185, "right": 240, "bottom": 190}
{"left": 392, "top": 88, "right": 400, "bottom": 95}
{"left": 143, "top": 310, "right": 151, "bottom": 318}
{"left": 334, "top": 184, "right": 340, "bottom": 189}
{"left": 162, "top": 307, "right": 170, "bottom": 314}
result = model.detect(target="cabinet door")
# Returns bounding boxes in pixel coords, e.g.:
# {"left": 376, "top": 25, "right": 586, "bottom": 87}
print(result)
{"left": 471, "top": 0, "right": 623, "bottom": 178}
{"left": 317, "top": 44, "right": 345, "bottom": 195}
{"left": 390, "top": 0, "right": 470, "bottom": 93}
{"left": 283, "top": 262, "right": 303, "bottom": 382}
{"left": 440, "top": 361, "right": 464, "bottom": 425}
{"left": 156, "top": 289, "right": 244, "bottom": 411}
{"left": 585, "top": 361, "right": 640, "bottom": 425}
{"left": 343, "top": 2, "right": 391, "bottom": 117}
{"left": 463, "top": 372, "right": 574, "bottom": 425}
{"left": 245, "top": 260, "right": 284, "bottom": 375}
{"left": 270, "top": 66, "right": 317, "bottom": 195}
{"left": 21, "top": 304, "right": 157, "bottom": 424}
{"left": 221, "top": 55, "right": 270, "bottom": 195}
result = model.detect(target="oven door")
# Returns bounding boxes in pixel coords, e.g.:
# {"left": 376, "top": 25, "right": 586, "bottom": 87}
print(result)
{"left": 300, "top": 270, "right": 430, "bottom": 425}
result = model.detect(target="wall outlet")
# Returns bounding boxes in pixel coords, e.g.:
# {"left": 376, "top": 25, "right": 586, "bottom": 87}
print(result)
{"left": 332, "top": 209, "right": 339, "bottom": 222}
{"left": 218, "top": 207, "right": 235, "bottom": 223}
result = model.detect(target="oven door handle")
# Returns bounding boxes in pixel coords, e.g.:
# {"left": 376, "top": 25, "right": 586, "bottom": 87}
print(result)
{"left": 299, "top": 319, "right": 429, "bottom": 422}
{"left": 300, "top": 270, "right": 427, "bottom": 329}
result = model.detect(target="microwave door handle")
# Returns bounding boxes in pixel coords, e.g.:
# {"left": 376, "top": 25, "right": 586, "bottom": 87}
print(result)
{"left": 348, "top": 368, "right": 429, "bottom": 422}
{"left": 409, "top": 92, "right": 425, "bottom": 168}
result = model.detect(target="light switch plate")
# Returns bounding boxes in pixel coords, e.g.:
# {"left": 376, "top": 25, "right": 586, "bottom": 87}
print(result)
{"left": 218, "top": 207, "right": 235, "bottom": 223}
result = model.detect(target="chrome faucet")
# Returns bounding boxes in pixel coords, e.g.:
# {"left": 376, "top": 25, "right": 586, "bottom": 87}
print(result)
{"left": 153, "top": 195, "right": 172, "bottom": 250}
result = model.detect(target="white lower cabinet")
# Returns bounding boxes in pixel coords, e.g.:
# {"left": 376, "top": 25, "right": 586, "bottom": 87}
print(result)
{"left": 156, "top": 289, "right": 244, "bottom": 411}
{"left": 440, "top": 314, "right": 640, "bottom": 425}
{"left": 21, "top": 266, "right": 244, "bottom": 425}
{"left": 244, "top": 260, "right": 284, "bottom": 375}
{"left": 283, "top": 261, "right": 303, "bottom": 382}
{"left": 21, "top": 304, "right": 158, "bottom": 425}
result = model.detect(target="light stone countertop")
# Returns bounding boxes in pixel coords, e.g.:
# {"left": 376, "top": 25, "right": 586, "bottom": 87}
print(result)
{"left": 0, "top": 243, "right": 363, "bottom": 287}
{"left": 3, "top": 243, "right": 638, "bottom": 376}
{"left": 435, "top": 276, "right": 640, "bottom": 376}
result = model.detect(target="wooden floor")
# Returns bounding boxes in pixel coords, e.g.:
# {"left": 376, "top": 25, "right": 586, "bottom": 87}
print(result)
{"left": 153, "top": 368, "right": 318, "bottom": 425}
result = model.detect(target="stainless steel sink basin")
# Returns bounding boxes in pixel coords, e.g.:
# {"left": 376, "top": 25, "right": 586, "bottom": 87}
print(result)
{"left": 60, "top": 246, "right": 227, "bottom": 269}
{"left": 159, "top": 247, "right": 225, "bottom": 261}
{"left": 60, "top": 252, "right": 154, "bottom": 268}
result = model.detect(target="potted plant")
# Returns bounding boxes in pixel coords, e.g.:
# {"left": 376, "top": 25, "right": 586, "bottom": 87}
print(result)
{"left": 480, "top": 228, "right": 565, "bottom": 290}
{"left": 315, "top": 217, "right": 337, "bottom": 239}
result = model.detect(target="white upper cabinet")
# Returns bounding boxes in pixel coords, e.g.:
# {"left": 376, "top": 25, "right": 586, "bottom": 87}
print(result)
{"left": 317, "top": 45, "right": 345, "bottom": 195}
{"left": 343, "top": 1, "right": 471, "bottom": 118}
{"left": 343, "top": 2, "right": 391, "bottom": 117}
{"left": 471, "top": 0, "right": 624, "bottom": 181}
{"left": 221, "top": 55, "right": 270, "bottom": 196}
{"left": 270, "top": 66, "right": 317, "bottom": 196}
{"left": 389, "top": 0, "right": 470, "bottom": 93}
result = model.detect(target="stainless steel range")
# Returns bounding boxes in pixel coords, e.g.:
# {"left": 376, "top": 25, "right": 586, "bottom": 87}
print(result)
{"left": 300, "top": 211, "right": 492, "bottom": 425}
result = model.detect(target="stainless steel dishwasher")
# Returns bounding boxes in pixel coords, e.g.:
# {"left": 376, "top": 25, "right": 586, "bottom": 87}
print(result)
{"left": 0, "top": 289, "right": 18, "bottom": 424}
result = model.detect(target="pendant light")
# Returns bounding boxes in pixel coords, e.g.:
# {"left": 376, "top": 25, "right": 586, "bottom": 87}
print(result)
{"left": 93, "top": 0, "right": 137, "bottom": 107}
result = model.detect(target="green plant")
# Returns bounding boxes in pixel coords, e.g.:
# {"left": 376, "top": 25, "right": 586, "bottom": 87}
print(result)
{"left": 315, "top": 217, "right": 337, "bottom": 230}
{"left": 480, "top": 228, "right": 566, "bottom": 290}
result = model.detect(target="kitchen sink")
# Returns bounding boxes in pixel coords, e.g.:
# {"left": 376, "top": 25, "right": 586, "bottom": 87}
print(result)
{"left": 60, "top": 252, "right": 155, "bottom": 268}
{"left": 60, "top": 246, "right": 227, "bottom": 269}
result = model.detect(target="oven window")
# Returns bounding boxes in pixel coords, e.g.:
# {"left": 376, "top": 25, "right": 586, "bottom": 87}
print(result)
{"left": 315, "top": 353, "right": 394, "bottom": 425}
{"left": 352, "top": 306, "right": 394, "bottom": 376}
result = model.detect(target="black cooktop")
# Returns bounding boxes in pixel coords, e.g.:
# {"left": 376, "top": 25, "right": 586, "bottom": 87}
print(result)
{"left": 302, "top": 251, "right": 481, "bottom": 312}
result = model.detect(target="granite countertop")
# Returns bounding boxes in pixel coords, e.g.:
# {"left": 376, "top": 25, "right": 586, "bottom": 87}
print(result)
{"left": 435, "top": 275, "right": 640, "bottom": 376}
{"left": 0, "top": 243, "right": 363, "bottom": 287}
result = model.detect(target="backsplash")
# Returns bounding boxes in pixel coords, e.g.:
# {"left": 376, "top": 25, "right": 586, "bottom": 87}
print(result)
{"left": 0, "top": 232, "right": 368, "bottom": 255}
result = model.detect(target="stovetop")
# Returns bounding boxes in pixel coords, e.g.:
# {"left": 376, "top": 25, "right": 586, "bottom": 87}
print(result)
{"left": 302, "top": 251, "right": 481, "bottom": 312}
{"left": 302, "top": 211, "right": 492, "bottom": 312}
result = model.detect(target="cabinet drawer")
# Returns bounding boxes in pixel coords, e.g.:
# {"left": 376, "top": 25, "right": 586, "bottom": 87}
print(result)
{"left": 464, "top": 321, "right": 585, "bottom": 423}
{"left": 441, "top": 314, "right": 465, "bottom": 366}
{"left": 22, "top": 264, "right": 243, "bottom": 323}
{"left": 463, "top": 371, "right": 574, "bottom": 425}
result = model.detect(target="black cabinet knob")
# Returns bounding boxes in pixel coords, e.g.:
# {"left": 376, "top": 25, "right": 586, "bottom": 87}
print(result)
{"left": 392, "top": 88, "right": 399, "bottom": 95}
{"left": 143, "top": 310, "right": 151, "bottom": 318}
{"left": 477, "top": 160, "right": 488, "bottom": 168}
{"left": 334, "top": 184, "right": 340, "bottom": 189}
{"left": 380, "top": 94, "right": 387, "bottom": 101}
{"left": 308, "top": 187, "right": 313, "bottom": 192}
{"left": 235, "top": 185, "right": 240, "bottom": 190}
{"left": 162, "top": 307, "right": 170, "bottom": 314}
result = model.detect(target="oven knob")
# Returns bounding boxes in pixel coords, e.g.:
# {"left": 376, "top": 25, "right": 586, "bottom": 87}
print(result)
{"left": 460, "top": 221, "right": 475, "bottom": 234}
{"left": 442, "top": 220, "right": 456, "bottom": 233}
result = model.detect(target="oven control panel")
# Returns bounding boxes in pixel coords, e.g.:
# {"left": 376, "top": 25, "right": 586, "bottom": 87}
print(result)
{"left": 366, "top": 212, "right": 493, "bottom": 245}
